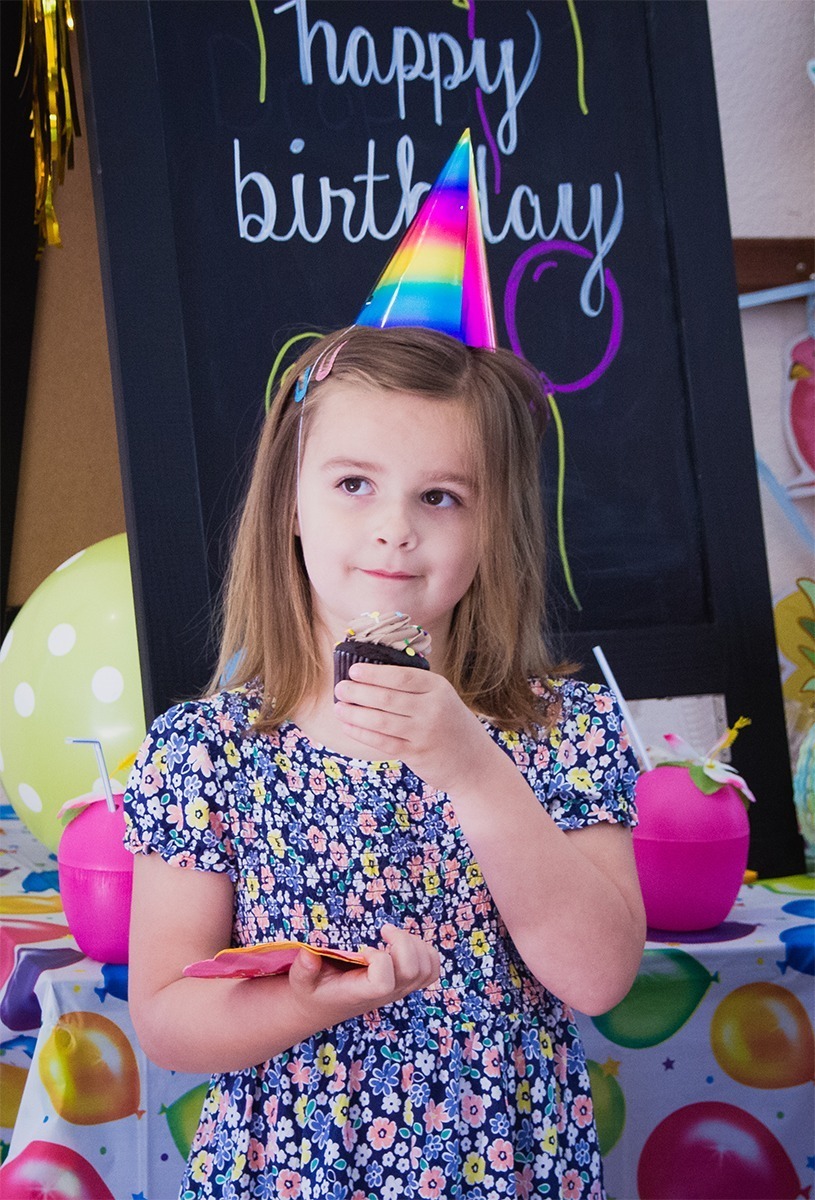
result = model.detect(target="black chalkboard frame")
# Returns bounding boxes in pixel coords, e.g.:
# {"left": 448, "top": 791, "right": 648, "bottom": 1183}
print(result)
{"left": 78, "top": 0, "right": 804, "bottom": 877}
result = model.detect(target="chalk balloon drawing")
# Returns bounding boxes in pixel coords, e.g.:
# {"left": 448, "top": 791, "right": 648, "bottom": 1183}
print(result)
{"left": 504, "top": 240, "right": 623, "bottom": 393}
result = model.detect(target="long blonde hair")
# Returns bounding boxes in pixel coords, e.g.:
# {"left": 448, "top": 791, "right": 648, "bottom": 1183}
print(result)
{"left": 210, "top": 326, "right": 569, "bottom": 731}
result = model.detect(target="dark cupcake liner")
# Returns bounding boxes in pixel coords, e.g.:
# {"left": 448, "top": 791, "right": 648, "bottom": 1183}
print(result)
{"left": 333, "top": 641, "right": 429, "bottom": 692}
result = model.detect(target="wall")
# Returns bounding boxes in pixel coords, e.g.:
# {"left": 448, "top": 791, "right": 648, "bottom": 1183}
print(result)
{"left": 709, "top": 0, "right": 813, "bottom": 238}
{"left": 708, "top": 0, "right": 815, "bottom": 762}
{"left": 7, "top": 76, "right": 123, "bottom": 607}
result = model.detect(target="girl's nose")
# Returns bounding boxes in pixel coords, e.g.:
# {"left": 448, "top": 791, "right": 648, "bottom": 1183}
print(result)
{"left": 375, "top": 501, "right": 417, "bottom": 549}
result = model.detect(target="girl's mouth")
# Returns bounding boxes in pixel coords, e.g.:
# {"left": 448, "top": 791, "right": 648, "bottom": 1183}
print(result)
{"left": 361, "top": 569, "right": 416, "bottom": 581}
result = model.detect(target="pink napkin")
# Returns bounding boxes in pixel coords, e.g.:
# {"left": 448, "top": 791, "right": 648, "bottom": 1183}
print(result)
{"left": 184, "top": 940, "right": 367, "bottom": 980}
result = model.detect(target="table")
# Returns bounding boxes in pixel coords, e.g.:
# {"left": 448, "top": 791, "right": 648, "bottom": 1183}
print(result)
{"left": 0, "top": 806, "right": 208, "bottom": 1198}
{"left": 1, "top": 806, "right": 813, "bottom": 1199}
{"left": 579, "top": 875, "right": 814, "bottom": 1200}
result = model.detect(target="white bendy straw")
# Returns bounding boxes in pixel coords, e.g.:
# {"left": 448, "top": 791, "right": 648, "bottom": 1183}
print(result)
{"left": 592, "top": 646, "right": 653, "bottom": 771}
{"left": 66, "top": 738, "right": 117, "bottom": 812}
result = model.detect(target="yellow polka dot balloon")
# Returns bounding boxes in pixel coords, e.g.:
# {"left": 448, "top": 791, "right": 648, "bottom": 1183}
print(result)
{"left": 0, "top": 535, "right": 145, "bottom": 851}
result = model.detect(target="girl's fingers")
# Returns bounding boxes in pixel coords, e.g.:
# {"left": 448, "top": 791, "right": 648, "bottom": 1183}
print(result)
{"left": 358, "top": 945, "right": 396, "bottom": 993}
{"left": 382, "top": 926, "right": 420, "bottom": 982}
{"left": 334, "top": 681, "right": 416, "bottom": 719}
{"left": 288, "top": 931, "right": 440, "bottom": 1021}
{"left": 346, "top": 663, "right": 432, "bottom": 692}
{"left": 334, "top": 695, "right": 402, "bottom": 726}
{"left": 288, "top": 947, "right": 322, "bottom": 993}
{"left": 381, "top": 925, "right": 440, "bottom": 990}
{"left": 334, "top": 701, "right": 410, "bottom": 743}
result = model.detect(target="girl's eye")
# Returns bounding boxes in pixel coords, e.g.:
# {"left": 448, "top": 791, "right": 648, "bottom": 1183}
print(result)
{"left": 338, "top": 477, "right": 372, "bottom": 495}
{"left": 423, "top": 489, "right": 458, "bottom": 508}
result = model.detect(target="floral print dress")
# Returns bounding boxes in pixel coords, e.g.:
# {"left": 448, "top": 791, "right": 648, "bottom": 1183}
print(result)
{"left": 124, "top": 677, "right": 638, "bottom": 1200}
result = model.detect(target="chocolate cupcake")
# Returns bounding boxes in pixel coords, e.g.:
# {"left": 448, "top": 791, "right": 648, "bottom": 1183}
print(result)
{"left": 334, "top": 611, "right": 431, "bottom": 690}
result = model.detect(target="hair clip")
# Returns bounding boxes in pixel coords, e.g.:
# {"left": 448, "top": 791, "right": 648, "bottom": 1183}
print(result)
{"left": 294, "top": 365, "right": 313, "bottom": 404}
{"left": 314, "top": 338, "right": 348, "bottom": 382}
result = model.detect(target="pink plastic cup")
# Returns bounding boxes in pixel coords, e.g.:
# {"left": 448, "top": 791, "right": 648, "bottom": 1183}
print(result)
{"left": 633, "top": 765, "right": 750, "bottom": 931}
{"left": 57, "top": 794, "right": 133, "bottom": 963}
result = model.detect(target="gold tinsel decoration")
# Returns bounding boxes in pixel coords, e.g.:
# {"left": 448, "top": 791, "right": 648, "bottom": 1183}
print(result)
{"left": 15, "top": 0, "right": 80, "bottom": 250}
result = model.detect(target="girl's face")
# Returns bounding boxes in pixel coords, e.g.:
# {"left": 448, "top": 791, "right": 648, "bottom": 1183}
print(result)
{"left": 296, "top": 381, "right": 481, "bottom": 661}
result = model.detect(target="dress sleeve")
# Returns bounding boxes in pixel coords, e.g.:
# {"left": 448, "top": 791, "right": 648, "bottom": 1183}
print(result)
{"left": 123, "top": 699, "right": 238, "bottom": 880}
{"left": 531, "top": 679, "right": 639, "bottom": 831}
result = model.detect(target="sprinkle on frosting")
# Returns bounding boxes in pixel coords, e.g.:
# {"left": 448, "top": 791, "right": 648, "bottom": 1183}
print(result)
{"left": 339, "top": 611, "right": 431, "bottom": 659}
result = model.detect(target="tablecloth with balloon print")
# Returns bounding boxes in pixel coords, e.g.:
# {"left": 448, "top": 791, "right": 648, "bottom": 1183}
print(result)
{"left": 0, "top": 808, "right": 209, "bottom": 1199}
{"left": 1, "top": 807, "right": 813, "bottom": 1200}
{"left": 579, "top": 873, "right": 814, "bottom": 1200}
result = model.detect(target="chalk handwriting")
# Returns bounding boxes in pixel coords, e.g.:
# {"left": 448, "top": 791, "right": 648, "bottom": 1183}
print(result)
{"left": 271, "top": 0, "right": 541, "bottom": 155}
{"left": 235, "top": 135, "right": 427, "bottom": 244}
{"left": 234, "top": 134, "right": 623, "bottom": 318}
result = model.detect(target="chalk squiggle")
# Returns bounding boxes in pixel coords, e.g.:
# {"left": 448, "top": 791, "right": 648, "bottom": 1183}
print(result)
{"left": 566, "top": 0, "right": 589, "bottom": 116}
{"left": 546, "top": 393, "right": 582, "bottom": 612}
{"left": 249, "top": 0, "right": 267, "bottom": 103}
{"left": 265, "top": 332, "right": 323, "bottom": 411}
{"left": 466, "top": 0, "right": 502, "bottom": 194}
{"left": 504, "top": 242, "right": 623, "bottom": 611}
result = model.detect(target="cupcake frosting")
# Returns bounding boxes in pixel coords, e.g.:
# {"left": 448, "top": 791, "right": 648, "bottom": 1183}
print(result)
{"left": 341, "top": 611, "right": 431, "bottom": 659}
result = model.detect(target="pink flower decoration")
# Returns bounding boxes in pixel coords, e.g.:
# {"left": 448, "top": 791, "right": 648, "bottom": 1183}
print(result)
{"left": 488, "top": 1138, "right": 514, "bottom": 1171}
{"left": 418, "top": 1166, "right": 445, "bottom": 1197}
{"left": 368, "top": 1117, "right": 397, "bottom": 1150}
{"left": 562, "top": 1169, "right": 585, "bottom": 1198}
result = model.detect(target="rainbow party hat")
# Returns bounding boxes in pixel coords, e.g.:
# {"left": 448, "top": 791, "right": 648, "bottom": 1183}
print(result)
{"left": 355, "top": 130, "right": 497, "bottom": 348}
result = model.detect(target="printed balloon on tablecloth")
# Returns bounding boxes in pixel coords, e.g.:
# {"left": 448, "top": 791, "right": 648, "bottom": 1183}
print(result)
{"left": 0, "top": 1138, "right": 114, "bottom": 1199}
{"left": 587, "top": 1060, "right": 626, "bottom": 1156}
{"left": 0, "top": 919, "right": 71, "bottom": 990}
{"left": 0, "top": 534, "right": 145, "bottom": 852}
{"left": 94, "top": 962, "right": 129, "bottom": 1004}
{"left": 778, "top": 923, "right": 815, "bottom": 976}
{"left": 38, "top": 1011, "right": 141, "bottom": 1125}
{"left": 760, "top": 875, "right": 814, "bottom": 895}
{"left": 637, "top": 1101, "right": 805, "bottom": 1199}
{"left": 711, "top": 981, "right": 814, "bottom": 1089}
{"left": 164, "top": 1081, "right": 209, "bottom": 1159}
{"left": 20, "top": 867, "right": 60, "bottom": 893}
{"left": 0, "top": 946, "right": 86, "bottom": 1032}
{"left": 0, "top": 894, "right": 63, "bottom": 915}
{"left": 0, "top": 1062, "right": 28, "bottom": 1130}
{"left": 592, "top": 948, "right": 716, "bottom": 1048}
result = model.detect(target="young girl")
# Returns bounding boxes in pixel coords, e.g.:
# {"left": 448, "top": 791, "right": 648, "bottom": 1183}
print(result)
{"left": 125, "top": 325, "right": 645, "bottom": 1200}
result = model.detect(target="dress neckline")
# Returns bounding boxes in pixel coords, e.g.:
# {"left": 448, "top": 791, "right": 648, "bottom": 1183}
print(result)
{"left": 274, "top": 718, "right": 406, "bottom": 773}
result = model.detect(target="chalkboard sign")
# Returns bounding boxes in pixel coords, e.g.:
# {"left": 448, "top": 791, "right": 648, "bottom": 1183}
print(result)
{"left": 79, "top": 0, "right": 803, "bottom": 876}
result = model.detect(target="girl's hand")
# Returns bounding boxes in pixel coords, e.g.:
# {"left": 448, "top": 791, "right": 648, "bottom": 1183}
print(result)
{"left": 334, "top": 664, "right": 500, "bottom": 795}
{"left": 288, "top": 924, "right": 439, "bottom": 1028}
